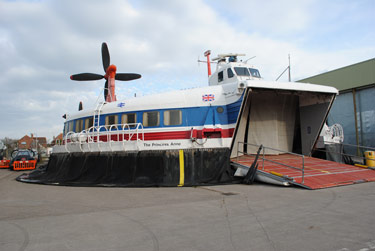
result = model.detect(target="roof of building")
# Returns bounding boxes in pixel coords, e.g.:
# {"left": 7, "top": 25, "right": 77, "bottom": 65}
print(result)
{"left": 51, "top": 133, "right": 63, "bottom": 145}
{"left": 18, "top": 135, "right": 48, "bottom": 148}
{"left": 298, "top": 58, "right": 375, "bottom": 91}
{"left": 34, "top": 137, "right": 47, "bottom": 145}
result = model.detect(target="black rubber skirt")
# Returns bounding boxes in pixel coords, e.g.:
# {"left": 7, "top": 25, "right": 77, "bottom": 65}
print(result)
{"left": 16, "top": 148, "right": 238, "bottom": 187}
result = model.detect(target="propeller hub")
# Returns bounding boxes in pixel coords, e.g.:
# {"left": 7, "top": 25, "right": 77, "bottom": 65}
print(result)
{"left": 105, "top": 64, "right": 117, "bottom": 79}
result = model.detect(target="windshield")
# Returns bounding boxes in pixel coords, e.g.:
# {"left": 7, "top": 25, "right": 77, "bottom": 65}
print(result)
{"left": 249, "top": 68, "right": 261, "bottom": 78}
{"left": 234, "top": 67, "right": 250, "bottom": 76}
{"left": 17, "top": 150, "right": 32, "bottom": 157}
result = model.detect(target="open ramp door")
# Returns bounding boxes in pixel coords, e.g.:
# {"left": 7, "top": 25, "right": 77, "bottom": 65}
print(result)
{"left": 230, "top": 85, "right": 375, "bottom": 189}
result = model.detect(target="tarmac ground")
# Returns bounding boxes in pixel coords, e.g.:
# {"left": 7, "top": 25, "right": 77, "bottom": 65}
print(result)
{"left": 0, "top": 169, "right": 374, "bottom": 251}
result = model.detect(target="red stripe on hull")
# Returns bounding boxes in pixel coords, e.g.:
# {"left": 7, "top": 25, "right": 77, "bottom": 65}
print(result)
{"left": 66, "top": 128, "right": 235, "bottom": 143}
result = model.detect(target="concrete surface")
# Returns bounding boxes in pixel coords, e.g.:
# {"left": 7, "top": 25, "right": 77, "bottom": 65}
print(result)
{"left": 0, "top": 169, "right": 374, "bottom": 251}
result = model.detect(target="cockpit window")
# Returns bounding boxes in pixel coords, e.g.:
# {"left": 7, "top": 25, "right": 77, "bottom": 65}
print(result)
{"left": 218, "top": 71, "right": 224, "bottom": 82}
{"left": 249, "top": 68, "right": 261, "bottom": 78}
{"left": 227, "top": 68, "right": 234, "bottom": 78}
{"left": 234, "top": 67, "right": 250, "bottom": 76}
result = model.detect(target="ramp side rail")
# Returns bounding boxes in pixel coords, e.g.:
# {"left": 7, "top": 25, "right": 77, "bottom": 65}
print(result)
{"left": 236, "top": 142, "right": 305, "bottom": 184}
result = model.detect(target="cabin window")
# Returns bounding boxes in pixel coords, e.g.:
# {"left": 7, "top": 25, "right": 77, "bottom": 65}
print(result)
{"left": 143, "top": 111, "right": 159, "bottom": 127}
{"left": 234, "top": 67, "right": 250, "bottom": 76}
{"left": 121, "top": 113, "right": 137, "bottom": 128}
{"left": 64, "top": 121, "right": 73, "bottom": 134}
{"left": 249, "top": 68, "right": 261, "bottom": 78}
{"left": 64, "top": 122, "right": 68, "bottom": 135}
{"left": 105, "top": 115, "right": 119, "bottom": 129}
{"left": 68, "top": 121, "right": 73, "bottom": 133}
{"left": 218, "top": 71, "right": 224, "bottom": 82}
{"left": 164, "top": 110, "right": 182, "bottom": 126}
{"left": 227, "top": 68, "right": 234, "bottom": 78}
{"left": 85, "top": 117, "right": 93, "bottom": 130}
{"left": 75, "top": 119, "right": 83, "bottom": 132}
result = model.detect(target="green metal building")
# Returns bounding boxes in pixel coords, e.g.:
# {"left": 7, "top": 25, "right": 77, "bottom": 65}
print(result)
{"left": 298, "top": 58, "right": 375, "bottom": 154}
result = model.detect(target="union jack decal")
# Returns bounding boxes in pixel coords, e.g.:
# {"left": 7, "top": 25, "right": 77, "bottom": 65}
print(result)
{"left": 202, "top": 94, "right": 215, "bottom": 102}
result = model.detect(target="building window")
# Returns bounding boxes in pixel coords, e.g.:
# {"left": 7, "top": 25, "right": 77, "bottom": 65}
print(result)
{"left": 121, "top": 113, "right": 137, "bottom": 128}
{"left": 75, "top": 119, "right": 83, "bottom": 132}
{"left": 164, "top": 110, "right": 182, "bottom": 126}
{"left": 227, "top": 68, "right": 234, "bottom": 78}
{"left": 85, "top": 117, "right": 93, "bottom": 130}
{"left": 218, "top": 71, "right": 224, "bottom": 82}
{"left": 143, "top": 111, "right": 160, "bottom": 127}
{"left": 105, "top": 115, "right": 119, "bottom": 129}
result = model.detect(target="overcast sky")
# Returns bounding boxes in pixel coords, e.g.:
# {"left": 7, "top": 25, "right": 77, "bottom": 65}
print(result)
{"left": 0, "top": 0, "right": 374, "bottom": 141}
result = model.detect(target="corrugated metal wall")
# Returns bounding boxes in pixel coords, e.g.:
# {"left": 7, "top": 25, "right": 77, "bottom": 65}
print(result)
{"left": 327, "top": 86, "right": 375, "bottom": 154}
{"left": 299, "top": 58, "right": 375, "bottom": 91}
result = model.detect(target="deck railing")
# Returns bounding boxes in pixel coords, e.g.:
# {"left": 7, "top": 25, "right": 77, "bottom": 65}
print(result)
{"left": 64, "top": 123, "right": 144, "bottom": 152}
{"left": 236, "top": 142, "right": 305, "bottom": 183}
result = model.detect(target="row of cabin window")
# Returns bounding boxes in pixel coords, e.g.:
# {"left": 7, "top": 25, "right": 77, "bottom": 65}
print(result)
{"left": 65, "top": 110, "right": 182, "bottom": 134}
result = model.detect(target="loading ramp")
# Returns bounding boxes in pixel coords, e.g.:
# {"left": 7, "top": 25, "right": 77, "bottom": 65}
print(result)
{"left": 232, "top": 146, "right": 375, "bottom": 189}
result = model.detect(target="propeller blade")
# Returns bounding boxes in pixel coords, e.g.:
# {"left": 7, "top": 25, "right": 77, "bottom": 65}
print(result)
{"left": 115, "top": 73, "right": 142, "bottom": 81}
{"left": 70, "top": 73, "right": 104, "bottom": 81}
{"left": 102, "top": 42, "right": 110, "bottom": 72}
{"left": 104, "top": 80, "right": 108, "bottom": 101}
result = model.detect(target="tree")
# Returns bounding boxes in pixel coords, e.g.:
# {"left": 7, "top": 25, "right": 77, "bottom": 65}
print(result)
{"left": 0, "top": 138, "right": 18, "bottom": 159}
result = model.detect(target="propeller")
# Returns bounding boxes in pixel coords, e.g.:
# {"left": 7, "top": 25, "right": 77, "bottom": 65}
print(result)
{"left": 70, "top": 42, "right": 142, "bottom": 102}
{"left": 70, "top": 73, "right": 104, "bottom": 81}
{"left": 115, "top": 73, "right": 141, "bottom": 81}
{"left": 102, "top": 42, "right": 110, "bottom": 72}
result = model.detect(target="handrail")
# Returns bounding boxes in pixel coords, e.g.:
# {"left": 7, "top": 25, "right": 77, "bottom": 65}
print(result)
{"left": 316, "top": 139, "right": 375, "bottom": 151}
{"left": 237, "top": 142, "right": 305, "bottom": 184}
{"left": 313, "top": 141, "right": 375, "bottom": 163}
{"left": 78, "top": 129, "right": 88, "bottom": 152}
{"left": 64, "top": 131, "right": 76, "bottom": 153}
{"left": 64, "top": 122, "right": 144, "bottom": 152}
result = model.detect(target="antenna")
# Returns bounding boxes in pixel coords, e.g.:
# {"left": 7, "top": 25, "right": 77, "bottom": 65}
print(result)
{"left": 275, "top": 54, "right": 291, "bottom": 82}
{"left": 244, "top": 56, "right": 256, "bottom": 63}
{"left": 288, "top": 54, "right": 291, "bottom": 82}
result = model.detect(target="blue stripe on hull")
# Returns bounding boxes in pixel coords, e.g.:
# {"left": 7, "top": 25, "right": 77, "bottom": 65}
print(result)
{"left": 65, "top": 95, "right": 243, "bottom": 134}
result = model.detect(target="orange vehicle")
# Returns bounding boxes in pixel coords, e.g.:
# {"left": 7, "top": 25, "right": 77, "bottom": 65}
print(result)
{"left": 9, "top": 150, "right": 37, "bottom": 171}
{"left": 0, "top": 159, "right": 10, "bottom": 169}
